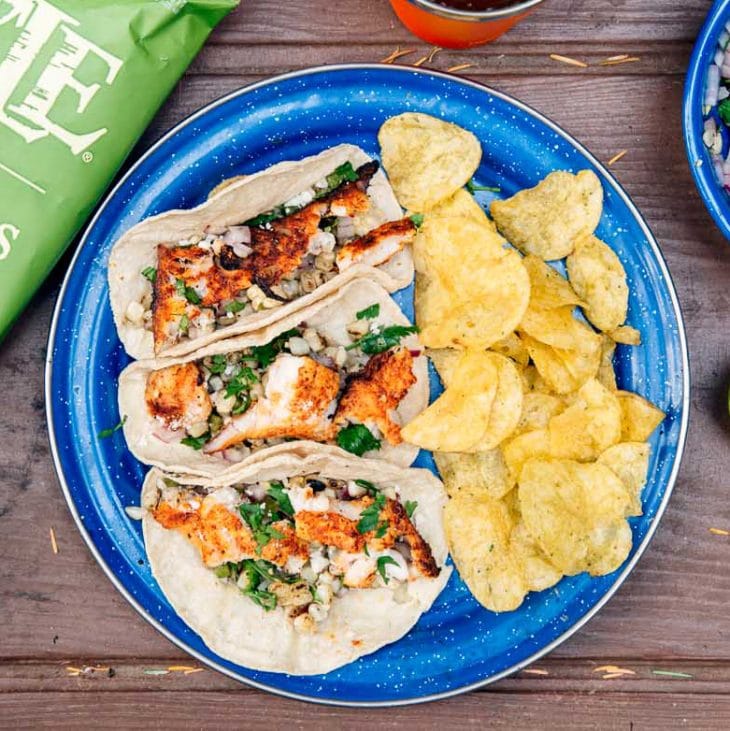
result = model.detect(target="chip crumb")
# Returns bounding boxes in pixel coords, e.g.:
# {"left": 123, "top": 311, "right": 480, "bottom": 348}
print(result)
{"left": 549, "top": 53, "right": 588, "bottom": 68}
{"left": 601, "top": 54, "right": 629, "bottom": 63}
{"left": 167, "top": 665, "right": 197, "bottom": 672}
{"left": 413, "top": 46, "right": 441, "bottom": 67}
{"left": 447, "top": 63, "right": 474, "bottom": 73}
{"left": 49, "top": 526, "right": 58, "bottom": 555}
{"left": 607, "top": 150, "right": 628, "bottom": 166}
{"left": 183, "top": 668, "right": 204, "bottom": 675}
{"left": 594, "top": 665, "right": 636, "bottom": 675}
{"left": 380, "top": 47, "right": 415, "bottom": 64}
{"left": 709, "top": 527, "right": 730, "bottom": 536}
{"left": 600, "top": 56, "right": 640, "bottom": 67}
{"left": 523, "top": 668, "right": 549, "bottom": 675}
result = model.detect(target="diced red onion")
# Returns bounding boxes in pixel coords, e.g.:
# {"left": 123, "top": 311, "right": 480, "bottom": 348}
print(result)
{"left": 706, "top": 64, "right": 721, "bottom": 108}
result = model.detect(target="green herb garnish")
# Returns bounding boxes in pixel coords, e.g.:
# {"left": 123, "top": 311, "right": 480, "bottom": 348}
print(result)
{"left": 141, "top": 266, "right": 157, "bottom": 282}
{"left": 409, "top": 213, "right": 425, "bottom": 228}
{"left": 180, "top": 432, "right": 210, "bottom": 450}
{"left": 267, "top": 481, "right": 294, "bottom": 518}
{"left": 225, "top": 366, "right": 258, "bottom": 398}
{"left": 224, "top": 299, "right": 246, "bottom": 314}
{"left": 357, "top": 492, "right": 386, "bottom": 534}
{"left": 175, "top": 277, "right": 201, "bottom": 305}
{"left": 375, "top": 521, "right": 388, "bottom": 538}
{"left": 231, "top": 391, "right": 251, "bottom": 415}
{"left": 179, "top": 313, "right": 189, "bottom": 334}
{"left": 247, "top": 588, "right": 278, "bottom": 611}
{"left": 346, "top": 325, "right": 419, "bottom": 355}
{"left": 356, "top": 303, "right": 380, "bottom": 320}
{"left": 405, "top": 500, "right": 418, "bottom": 519}
{"left": 376, "top": 555, "right": 398, "bottom": 584}
{"left": 465, "top": 180, "right": 501, "bottom": 194}
{"left": 98, "top": 415, "right": 127, "bottom": 439}
{"left": 337, "top": 424, "right": 381, "bottom": 456}
{"left": 239, "top": 503, "right": 285, "bottom": 553}
{"left": 208, "top": 354, "right": 228, "bottom": 375}
{"left": 354, "top": 478, "right": 378, "bottom": 496}
{"left": 325, "top": 161, "right": 358, "bottom": 190}
{"left": 719, "top": 99, "right": 730, "bottom": 126}
{"left": 250, "top": 328, "right": 301, "bottom": 368}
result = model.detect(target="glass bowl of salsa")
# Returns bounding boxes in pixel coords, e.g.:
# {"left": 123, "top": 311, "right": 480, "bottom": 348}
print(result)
{"left": 389, "top": 0, "right": 546, "bottom": 48}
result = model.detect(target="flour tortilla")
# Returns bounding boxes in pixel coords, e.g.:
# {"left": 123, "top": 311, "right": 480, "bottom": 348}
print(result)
{"left": 109, "top": 144, "right": 410, "bottom": 360}
{"left": 119, "top": 279, "right": 428, "bottom": 477}
{"left": 141, "top": 452, "right": 451, "bottom": 675}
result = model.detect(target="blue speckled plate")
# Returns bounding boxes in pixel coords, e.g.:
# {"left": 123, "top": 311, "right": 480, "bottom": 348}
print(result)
{"left": 684, "top": 0, "right": 730, "bottom": 240}
{"left": 46, "top": 65, "right": 689, "bottom": 706}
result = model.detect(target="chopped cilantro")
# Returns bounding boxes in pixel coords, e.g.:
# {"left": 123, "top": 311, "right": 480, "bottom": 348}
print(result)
{"left": 357, "top": 492, "right": 386, "bottom": 534}
{"left": 175, "top": 277, "right": 201, "bottom": 305}
{"left": 225, "top": 366, "right": 258, "bottom": 398}
{"left": 97, "top": 415, "right": 127, "bottom": 439}
{"left": 337, "top": 423, "right": 381, "bottom": 456}
{"left": 346, "top": 325, "right": 419, "bottom": 354}
{"left": 239, "top": 502, "right": 285, "bottom": 553}
{"left": 465, "top": 179, "right": 501, "bottom": 194}
{"left": 250, "top": 328, "right": 301, "bottom": 368}
{"left": 405, "top": 500, "right": 418, "bottom": 519}
{"left": 208, "top": 354, "right": 228, "bottom": 375}
{"left": 224, "top": 299, "right": 246, "bottom": 314}
{"left": 179, "top": 313, "right": 189, "bottom": 334}
{"left": 246, "top": 588, "right": 278, "bottom": 611}
{"left": 231, "top": 391, "right": 251, "bottom": 415}
{"left": 375, "top": 521, "right": 388, "bottom": 539}
{"left": 141, "top": 266, "right": 157, "bottom": 282}
{"left": 180, "top": 432, "right": 210, "bottom": 450}
{"left": 354, "top": 478, "right": 378, "bottom": 495}
{"left": 409, "top": 213, "right": 425, "bottom": 227}
{"left": 325, "top": 161, "right": 358, "bottom": 190}
{"left": 356, "top": 303, "right": 380, "bottom": 320}
{"left": 720, "top": 99, "right": 730, "bottom": 126}
{"left": 376, "top": 555, "right": 398, "bottom": 584}
{"left": 267, "top": 481, "right": 294, "bottom": 518}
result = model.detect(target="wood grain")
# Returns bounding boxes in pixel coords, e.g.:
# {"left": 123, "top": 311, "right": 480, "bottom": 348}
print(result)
{"left": 2, "top": 0, "right": 730, "bottom": 725}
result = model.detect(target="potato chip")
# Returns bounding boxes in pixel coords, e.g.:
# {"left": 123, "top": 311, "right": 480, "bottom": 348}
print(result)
{"left": 520, "top": 364, "right": 552, "bottom": 393}
{"left": 547, "top": 379, "right": 622, "bottom": 461}
{"left": 610, "top": 325, "right": 642, "bottom": 345}
{"left": 521, "top": 333, "right": 601, "bottom": 394}
{"left": 444, "top": 495, "right": 528, "bottom": 612}
{"left": 522, "top": 255, "right": 584, "bottom": 310}
{"left": 597, "top": 335, "right": 618, "bottom": 391}
{"left": 519, "top": 458, "right": 633, "bottom": 576}
{"left": 426, "top": 348, "right": 460, "bottom": 387}
{"left": 415, "top": 217, "right": 531, "bottom": 349}
{"left": 617, "top": 391, "right": 665, "bottom": 441}
{"left": 471, "top": 353, "right": 524, "bottom": 451}
{"left": 378, "top": 113, "right": 482, "bottom": 211}
{"left": 402, "top": 350, "right": 498, "bottom": 452}
{"left": 566, "top": 234, "right": 628, "bottom": 332}
{"left": 516, "top": 392, "right": 565, "bottom": 434}
{"left": 435, "top": 449, "right": 514, "bottom": 501}
{"left": 521, "top": 305, "right": 600, "bottom": 352}
{"left": 490, "top": 332, "right": 530, "bottom": 366}
{"left": 490, "top": 170, "right": 603, "bottom": 260}
{"left": 429, "top": 188, "right": 496, "bottom": 230}
{"left": 598, "top": 442, "right": 650, "bottom": 517}
{"left": 502, "top": 428, "right": 551, "bottom": 482}
{"left": 510, "top": 521, "right": 563, "bottom": 592}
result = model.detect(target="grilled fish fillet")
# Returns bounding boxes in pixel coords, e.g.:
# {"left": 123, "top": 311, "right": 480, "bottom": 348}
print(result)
{"left": 336, "top": 217, "right": 416, "bottom": 271}
{"left": 145, "top": 362, "right": 212, "bottom": 431}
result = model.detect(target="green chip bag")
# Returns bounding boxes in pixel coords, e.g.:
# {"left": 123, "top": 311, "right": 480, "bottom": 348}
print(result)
{"left": 0, "top": 0, "right": 239, "bottom": 340}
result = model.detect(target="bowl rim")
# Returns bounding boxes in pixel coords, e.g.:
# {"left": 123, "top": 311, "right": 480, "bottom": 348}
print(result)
{"left": 396, "top": 0, "right": 545, "bottom": 22}
{"left": 45, "top": 63, "right": 690, "bottom": 708}
{"left": 683, "top": 0, "right": 730, "bottom": 241}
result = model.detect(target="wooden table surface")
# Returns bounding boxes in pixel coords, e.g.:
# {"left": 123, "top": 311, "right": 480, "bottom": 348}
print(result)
{"left": 2, "top": 0, "right": 729, "bottom": 727}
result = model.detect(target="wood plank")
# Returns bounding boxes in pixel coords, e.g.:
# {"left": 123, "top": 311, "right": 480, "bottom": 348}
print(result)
{"left": 216, "top": 0, "right": 711, "bottom": 44}
{"left": 2, "top": 690, "right": 729, "bottom": 729}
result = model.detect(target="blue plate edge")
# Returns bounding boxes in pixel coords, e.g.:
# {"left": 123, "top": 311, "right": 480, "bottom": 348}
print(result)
{"left": 44, "top": 64, "right": 691, "bottom": 708}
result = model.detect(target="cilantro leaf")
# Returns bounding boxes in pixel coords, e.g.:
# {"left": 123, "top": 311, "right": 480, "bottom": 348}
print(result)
{"left": 225, "top": 366, "right": 258, "bottom": 398}
{"left": 409, "top": 213, "right": 425, "bottom": 228}
{"left": 175, "top": 277, "right": 201, "bottom": 305}
{"left": 375, "top": 521, "right": 388, "bottom": 538}
{"left": 246, "top": 588, "right": 278, "bottom": 611}
{"left": 405, "top": 500, "right": 418, "bottom": 519}
{"left": 337, "top": 424, "right": 381, "bottom": 456}
{"left": 376, "top": 555, "right": 399, "bottom": 584}
{"left": 141, "top": 266, "right": 157, "bottom": 282}
{"left": 250, "top": 328, "right": 301, "bottom": 368}
{"left": 356, "top": 303, "right": 380, "bottom": 320}
{"left": 357, "top": 492, "right": 386, "bottom": 534}
{"left": 720, "top": 99, "right": 730, "bottom": 126}
{"left": 180, "top": 432, "right": 210, "bottom": 450}
{"left": 346, "top": 325, "right": 419, "bottom": 354}
{"left": 354, "top": 478, "right": 378, "bottom": 496}
{"left": 98, "top": 415, "right": 127, "bottom": 439}
{"left": 239, "top": 503, "right": 285, "bottom": 554}
{"left": 325, "top": 161, "right": 358, "bottom": 190}
{"left": 207, "top": 354, "right": 228, "bottom": 375}
{"left": 267, "top": 481, "right": 294, "bottom": 518}
{"left": 179, "top": 313, "right": 189, "bottom": 334}
{"left": 231, "top": 391, "right": 251, "bottom": 415}
{"left": 224, "top": 299, "right": 246, "bottom": 314}
{"left": 465, "top": 179, "right": 501, "bottom": 194}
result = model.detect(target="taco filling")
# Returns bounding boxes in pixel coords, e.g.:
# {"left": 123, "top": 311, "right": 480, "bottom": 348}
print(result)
{"left": 128, "top": 161, "right": 416, "bottom": 353}
{"left": 148, "top": 473, "right": 439, "bottom": 632}
{"left": 144, "top": 306, "right": 419, "bottom": 460}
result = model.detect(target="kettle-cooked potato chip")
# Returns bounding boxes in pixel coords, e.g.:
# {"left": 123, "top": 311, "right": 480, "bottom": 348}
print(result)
{"left": 490, "top": 170, "right": 603, "bottom": 260}
{"left": 502, "top": 428, "right": 551, "bottom": 482}
{"left": 402, "top": 350, "right": 499, "bottom": 452}
{"left": 547, "top": 379, "right": 622, "bottom": 461}
{"left": 597, "top": 335, "right": 618, "bottom": 391}
{"left": 597, "top": 442, "right": 650, "bottom": 517}
{"left": 515, "top": 392, "right": 565, "bottom": 435}
{"left": 610, "top": 325, "right": 642, "bottom": 346}
{"left": 617, "top": 391, "right": 665, "bottom": 441}
{"left": 379, "top": 113, "right": 482, "bottom": 211}
{"left": 521, "top": 305, "right": 600, "bottom": 352}
{"left": 435, "top": 449, "right": 514, "bottom": 501}
{"left": 490, "top": 332, "right": 530, "bottom": 366}
{"left": 444, "top": 495, "right": 528, "bottom": 612}
{"left": 519, "top": 458, "right": 633, "bottom": 576}
{"left": 521, "top": 333, "right": 601, "bottom": 394}
{"left": 567, "top": 234, "right": 629, "bottom": 332}
{"left": 510, "top": 520, "right": 563, "bottom": 593}
{"left": 522, "top": 255, "right": 585, "bottom": 310}
{"left": 415, "top": 217, "right": 531, "bottom": 349}
{"left": 430, "top": 188, "right": 496, "bottom": 229}
{"left": 427, "top": 348, "right": 460, "bottom": 387}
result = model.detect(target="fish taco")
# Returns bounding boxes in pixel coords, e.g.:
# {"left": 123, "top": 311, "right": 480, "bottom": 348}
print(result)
{"left": 109, "top": 144, "right": 415, "bottom": 360}
{"left": 119, "top": 279, "right": 427, "bottom": 477}
{"left": 141, "top": 451, "right": 451, "bottom": 675}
